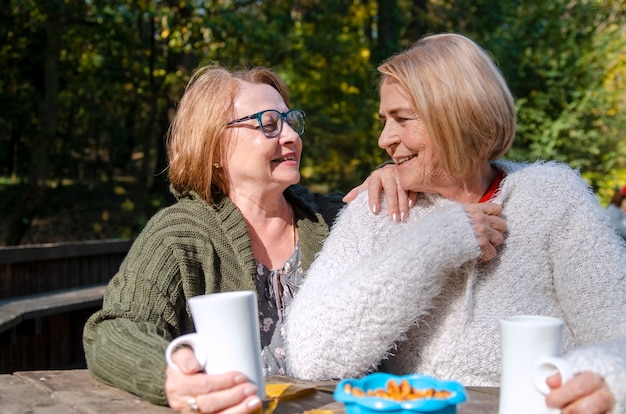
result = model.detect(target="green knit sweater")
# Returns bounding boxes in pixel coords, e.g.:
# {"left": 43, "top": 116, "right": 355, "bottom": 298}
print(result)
{"left": 82, "top": 185, "right": 343, "bottom": 405}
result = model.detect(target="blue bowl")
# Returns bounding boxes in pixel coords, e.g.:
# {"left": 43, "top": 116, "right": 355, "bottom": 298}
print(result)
{"left": 333, "top": 373, "right": 467, "bottom": 414}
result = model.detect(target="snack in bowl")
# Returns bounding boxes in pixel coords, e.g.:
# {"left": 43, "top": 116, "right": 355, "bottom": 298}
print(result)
{"left": 333, "top": 373, "right": 467, "bottom": 414}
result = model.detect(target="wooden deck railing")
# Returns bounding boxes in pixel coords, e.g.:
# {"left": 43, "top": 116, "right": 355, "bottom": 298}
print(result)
{"left": 0, "top": 239, "right": 131, "bottom": 373}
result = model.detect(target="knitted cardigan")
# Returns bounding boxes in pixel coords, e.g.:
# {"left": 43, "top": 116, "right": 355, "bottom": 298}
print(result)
{"left": 83, "top": 185, "right": 343, "bottom": 405}
{"left": 285, "top": 161, "right": 626, "bottom": 411}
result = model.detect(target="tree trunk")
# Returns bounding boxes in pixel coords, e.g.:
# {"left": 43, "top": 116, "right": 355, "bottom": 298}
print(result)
{"left": 2, "top": 5, "right": 61, "bottom": 245}
{"left": 373, "top": 0, "right": 401, "bottom": 65}
{"left": 405, "top": 0, "right": 428, "bottom": 42}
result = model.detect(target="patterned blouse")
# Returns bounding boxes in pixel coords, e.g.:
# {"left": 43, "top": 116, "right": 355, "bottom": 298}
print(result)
{"left": 254, "top": 241, "right": 303, "bottom": 376}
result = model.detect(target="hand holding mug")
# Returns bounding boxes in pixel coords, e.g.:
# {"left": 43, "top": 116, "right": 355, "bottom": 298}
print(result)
{"left": 544, "top": 371, "right": 615, "bottom": 414}
{"left": 165, "top": 346, "right": 262, "bottom": 413}
{"left": 164, "top": 291, "right": 266, "bottom": 413}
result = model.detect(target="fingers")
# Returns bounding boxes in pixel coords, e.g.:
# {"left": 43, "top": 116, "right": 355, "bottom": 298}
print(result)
{"left": 465, "top": 202, "right": 507, "bottom": 263}
{"left": 346, "top": 165, "right": 415, "bottom": 221}
{"left": 342, "top": 184, "right": 365, "bottom": 203}
{"left": 166, "top": 371, "right": 261, "bottom": 414}
{"left": 171, "top": 347, "right": 202, "bottom": 374}
{"left": 545, "top": 372, "right": 563, "bottom": 389}
{"left": 375, "top": 178, "right": 409, "bottom": 222}
{"left": 407, "top": 191, "right": 418, "bottom": 210}
{"left": 189, "top": 381, "right": 261, "bottom": 414}
{"left": 364, "top": 170, "right": 384, "bottom": 215}
{"left": 472, "top": 201, "right": 503, "bottom": 216}
{"left": 487, "top": 216, "right": 507, "bottom": 244}
{"left": 546, "top": 372, "right": 615, "bottom": 414}
{"left": 368, "top": 164, "right": 413, "bottom": 221}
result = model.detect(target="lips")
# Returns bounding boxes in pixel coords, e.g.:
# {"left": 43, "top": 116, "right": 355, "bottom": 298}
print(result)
{"left": 271, "top": 154, "right": 297, "bottom": 163}
{"left": 394, "top": 154, "right": 416, "bottom": 165}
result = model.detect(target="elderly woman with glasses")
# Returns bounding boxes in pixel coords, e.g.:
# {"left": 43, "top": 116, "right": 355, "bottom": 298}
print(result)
{"left": 82, "top": 64, "right": 435, "bottom": 413}
{"left": 285, "top": 33, "right": 626, "bottom": 413}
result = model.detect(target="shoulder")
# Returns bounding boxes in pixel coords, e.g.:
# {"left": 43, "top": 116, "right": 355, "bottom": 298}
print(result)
{"left": 135, "top": 194, "right": 245, "bottom": 249}
{"left": 494, "top": 161, "right": 610, "bottom": 234}
{"left": 332, "top": 190, "right": 395, "bottom": 238}
{"left": 145, "top": 194, "right": 218, "bottom": 229}
{"left": 498, "top": 160, "right": 584, "bottom": 184}
{"left": 286, "top": 184, "right": 346, "bottom": 227}
{"left": 496, "top": 160, "right": 595, "bottom": 202}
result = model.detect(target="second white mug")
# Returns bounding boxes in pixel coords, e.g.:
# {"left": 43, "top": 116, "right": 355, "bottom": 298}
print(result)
{"left": 498, "top": 315, "right": 573, "bottom": 414}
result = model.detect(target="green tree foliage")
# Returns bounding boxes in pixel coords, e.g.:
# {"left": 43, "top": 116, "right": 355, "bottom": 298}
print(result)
{"left": 286, "top": 0, "right": 385, "bottom": 192}
{"left": 492, "top": 1, "right": 625, "bottom": 193}
{"left": 0, "top": 0, "right": 624, "bottom": 244}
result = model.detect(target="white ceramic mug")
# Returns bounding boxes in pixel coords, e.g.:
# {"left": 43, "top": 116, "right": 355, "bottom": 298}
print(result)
{"left": 164, "top": 291, "right": 265, "bottom": 398}
{"left": 498, "top": 315, "right": 573, "bottom": 414}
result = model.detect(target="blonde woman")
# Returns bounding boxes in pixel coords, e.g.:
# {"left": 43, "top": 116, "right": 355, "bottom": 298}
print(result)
{"left": 286, "top": 33, "right": 625, "bottom": 413}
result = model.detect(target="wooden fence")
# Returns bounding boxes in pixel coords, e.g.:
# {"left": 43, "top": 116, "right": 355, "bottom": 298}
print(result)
{"left": 0, "top": 239, "right": 131, "bottom": 373}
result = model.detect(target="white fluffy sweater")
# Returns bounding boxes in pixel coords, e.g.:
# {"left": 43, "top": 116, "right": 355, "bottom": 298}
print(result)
{"left": 285, "top": 161, "right": 626, "bottom": 411}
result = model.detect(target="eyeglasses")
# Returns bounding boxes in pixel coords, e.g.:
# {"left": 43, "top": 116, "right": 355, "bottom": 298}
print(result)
{"left": 227, "top": 109, "right": 306, "bottom": 138}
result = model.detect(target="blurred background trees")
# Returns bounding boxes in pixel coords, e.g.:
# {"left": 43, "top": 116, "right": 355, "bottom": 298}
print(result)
{"left": 1, "top": 0, "right": 625, "bottom": 245}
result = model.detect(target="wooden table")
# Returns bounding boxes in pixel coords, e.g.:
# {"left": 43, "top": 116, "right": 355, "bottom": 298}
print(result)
{"left": 0, "top": 370, "right": 499, "bottom": 413}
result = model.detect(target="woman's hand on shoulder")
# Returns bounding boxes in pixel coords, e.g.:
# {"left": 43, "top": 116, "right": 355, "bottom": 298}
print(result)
{"left": 464, "top": 202, "right": 507, "bottom": 263}
{"left": 343, "top": 163, "right": 417, "bottom": 222}
{"left": 545, "top": 371, "right": 615, "bottom": 414}
{"left": 165, "top": 347, "right": 262, "bottom": 413}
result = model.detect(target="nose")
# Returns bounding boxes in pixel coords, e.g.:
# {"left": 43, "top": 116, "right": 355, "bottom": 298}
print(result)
{"left": 378, "top": 122, "right": 397, "bottom": 150}
{"left": 279, "top": 121, "right": 300, "bottom": 144}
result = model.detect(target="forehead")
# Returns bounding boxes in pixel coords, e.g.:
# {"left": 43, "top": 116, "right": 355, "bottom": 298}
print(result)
{"left": 379, "top": 79, "right": 413, "bottom": 114}
{"left": 233, "top": 82, "right": 287, "bottom": 116}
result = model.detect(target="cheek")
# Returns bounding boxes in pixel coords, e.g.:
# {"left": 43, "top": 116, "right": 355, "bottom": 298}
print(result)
{"left": 400, "top": 133, "right": 430, "bottom": 158}
{"left": 401, "top": 123, "right": 429, "bottom": 149}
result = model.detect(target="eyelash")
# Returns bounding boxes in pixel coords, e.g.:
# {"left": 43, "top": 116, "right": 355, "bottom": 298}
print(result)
{"left": 380, "top": 117, "right": 410, "bottom": 127}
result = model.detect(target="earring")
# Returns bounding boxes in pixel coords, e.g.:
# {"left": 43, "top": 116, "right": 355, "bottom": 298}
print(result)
{"left": 213, "top": 163, "right": 221, "bottom": 169}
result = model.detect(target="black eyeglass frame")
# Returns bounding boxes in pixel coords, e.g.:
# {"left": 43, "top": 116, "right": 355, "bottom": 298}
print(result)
{"left": 226, "top": 109, "right": 306, "bottom": 138}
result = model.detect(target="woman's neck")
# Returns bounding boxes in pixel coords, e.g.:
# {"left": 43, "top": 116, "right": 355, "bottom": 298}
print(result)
{"left": 231, "top": 193, "right": 296, "bottom": 270}
{"left": 436, "top": 163, "right": 499, "bottom": 204}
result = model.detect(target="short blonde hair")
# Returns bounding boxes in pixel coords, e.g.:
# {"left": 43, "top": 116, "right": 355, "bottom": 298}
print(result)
{"left": 167, "top": 65, "right": 290, "bottom": 203}
{"left": 377, "top": 33, "right": 516, "bottom": 177}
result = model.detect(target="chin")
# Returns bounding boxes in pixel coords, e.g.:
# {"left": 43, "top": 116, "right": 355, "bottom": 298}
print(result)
{"left": 285, "top": 173, "right": 301, "bottom": 186}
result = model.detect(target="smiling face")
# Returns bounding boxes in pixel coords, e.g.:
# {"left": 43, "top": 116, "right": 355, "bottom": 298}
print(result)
{"left": 377, "top": 79, "right": 449, "bottom": 193}
{"left": 223, "top": 81, "right": 302, "bottom": 198}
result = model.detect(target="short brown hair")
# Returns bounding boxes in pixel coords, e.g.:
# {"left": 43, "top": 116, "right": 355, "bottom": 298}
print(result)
{"left": 167, "top": 65, "right": 291, "bottom": 203}
{"left": 377, "top": 33, "right": 516, "bottom": 177}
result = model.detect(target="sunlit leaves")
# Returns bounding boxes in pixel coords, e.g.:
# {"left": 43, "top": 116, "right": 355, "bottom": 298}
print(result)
{"left": 1, "top": 0, "right": 624, "bottom": 217}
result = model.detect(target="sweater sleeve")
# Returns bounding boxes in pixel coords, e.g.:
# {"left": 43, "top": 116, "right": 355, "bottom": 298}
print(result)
{"left": 284, "top": 196, "right": 481, "bottom": 380}
{"left": 83, "top": 206, "right": 209, "bottom": 405}
{"left": 543, "top": 170, "right": 626, "bottom": 411}
{"left": 83, "top": 315, "right": 171, "bottom": 405}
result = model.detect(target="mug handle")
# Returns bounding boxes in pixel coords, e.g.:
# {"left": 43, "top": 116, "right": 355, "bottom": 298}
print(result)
{"left": 164, "top": 333, "right": 208, "bottom": 372}
{"left": 533, "top": 356, "right": 574, "bottom": 395}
